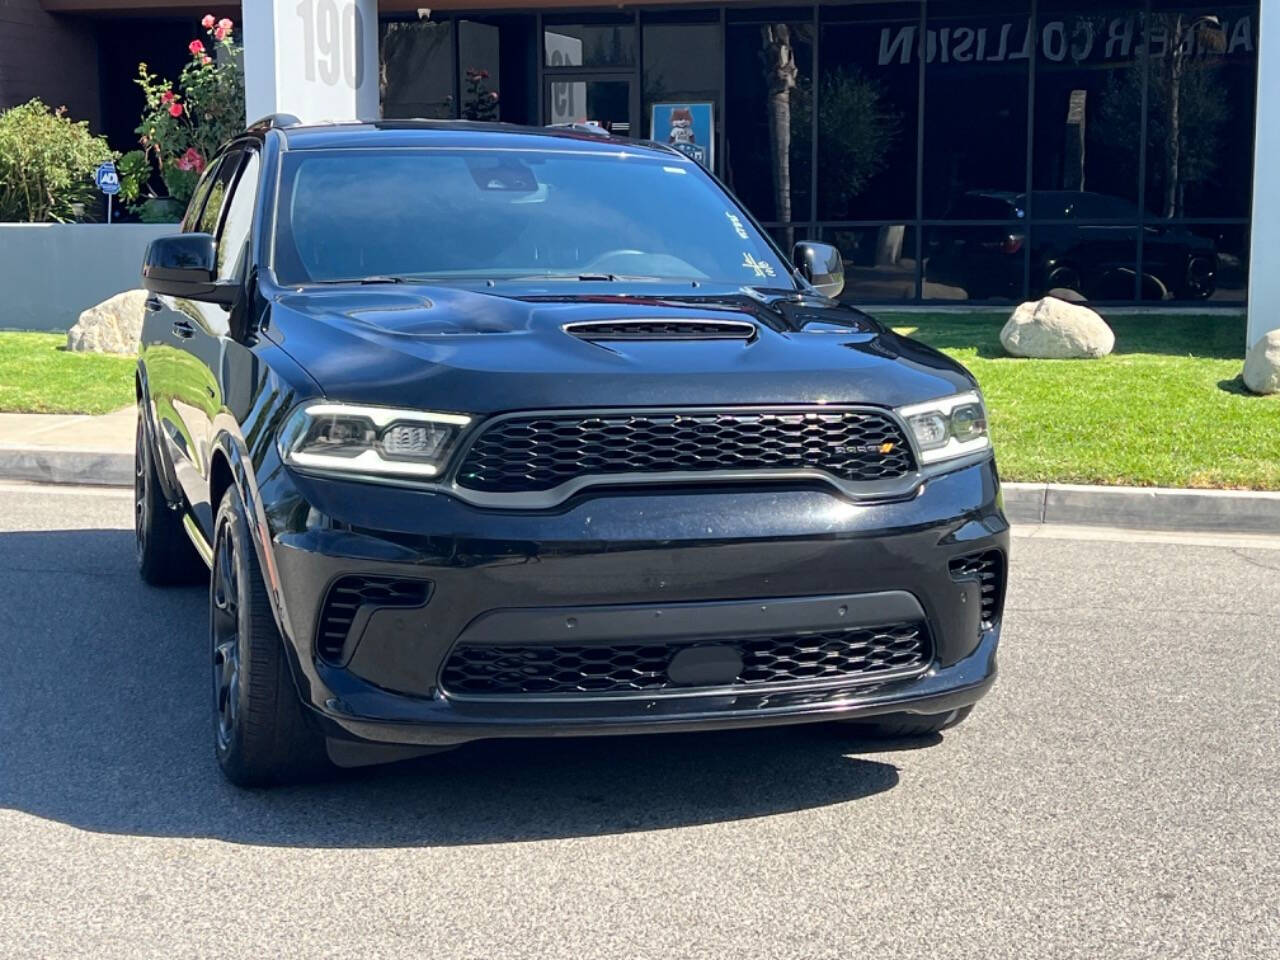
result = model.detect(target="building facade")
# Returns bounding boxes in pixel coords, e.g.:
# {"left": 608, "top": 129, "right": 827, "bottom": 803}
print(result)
{"left": 4, "top": 1, "right": 1262, "bottom": 308}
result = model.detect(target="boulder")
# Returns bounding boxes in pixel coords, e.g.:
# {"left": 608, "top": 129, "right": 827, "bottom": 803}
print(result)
{"left": 1000, "top": 296, "right": 1115, "bottom": 359}
{"left": 1243, "top": 329, "right": 1280, "bottom": 395}
{"left": 66, "top": 289, "right": 147, "bottom": 356}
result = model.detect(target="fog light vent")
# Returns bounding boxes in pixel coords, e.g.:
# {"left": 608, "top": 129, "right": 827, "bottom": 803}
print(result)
{"left": 948, "top": 550, "right": 1005, "bottom": 629}
{"left": 316, "top": 576, "right": 429, "bottom": 664}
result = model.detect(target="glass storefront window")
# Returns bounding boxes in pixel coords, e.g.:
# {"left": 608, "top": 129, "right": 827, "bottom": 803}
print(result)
{"left": 543, "top": 18, "right": 636, "bottom": 69}
{"left": 458, "top": 21, "right": 501, "bottom": 121}
{"left": 1141, "top": 222, "right": 1243, "bottom": 301}
{"left": 380, "top": 18, "right": 454, "bottom": 120}
{"left": 1143, "top": 3, "right": 1257, "bottom": 219}
{"left": 643, "top": 15, "right": 722, "bottom": 167}
{"left": 819, "top": 3, "right": 921, "bottom": 221}
{"left": 923, "top": 0, "right": 1032, "bottom": 219}
{"left": 1030, "top": 224, "right": 1138, "bottom": 299}
{"left": 825, "top": 225, "right": 918, "bottom": 301}
{"left": 1032, "top": 2, "right": 1145, "bottom": 212}
{"left": 725, "top": 17, "right": 815, "bottom": 224}
{"left": 924, "top": 224, "right": 1028, "bottom": 302}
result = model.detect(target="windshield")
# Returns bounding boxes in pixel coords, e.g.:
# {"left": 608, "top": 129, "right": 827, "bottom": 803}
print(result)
{"left": 271, "top": 147, "right": 793, "bottom": 288}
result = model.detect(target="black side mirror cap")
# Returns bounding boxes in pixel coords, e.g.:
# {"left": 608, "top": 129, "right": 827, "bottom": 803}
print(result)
{"left": 793, "top": 241, "right": 846, "bottom": 299}
{"left": 142, "top": 233, "right": 236, "bottom": 305}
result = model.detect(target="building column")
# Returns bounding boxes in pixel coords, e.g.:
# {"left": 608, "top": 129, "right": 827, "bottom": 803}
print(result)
{"left": 243, "top": 0, "right": 379, "bottom": 125}
{"left": 1248, "top": 4, "right": 1279, "bottom": 347}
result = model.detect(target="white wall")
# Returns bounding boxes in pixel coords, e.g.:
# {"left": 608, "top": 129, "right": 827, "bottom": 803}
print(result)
{"left": 0, "top": 224, "right": 172, "bottom": 332}
{"left": 1248, "top": 2, "right": 1279, "bottom": 347}
{"left": 244, "top": 0, "right": 378, "bottom": 124}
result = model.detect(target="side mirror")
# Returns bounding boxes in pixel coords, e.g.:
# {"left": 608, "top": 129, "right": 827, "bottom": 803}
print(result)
{"left": 793, "top": 241, "right": 845, "bottom": 299}
{"left": 142, "top": 234, "right": 235, "bottom": 305}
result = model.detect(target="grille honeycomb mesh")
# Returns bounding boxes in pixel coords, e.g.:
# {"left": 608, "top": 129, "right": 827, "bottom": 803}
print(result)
{"left": 456, "top": 409, "right": 915, "bottom": 493}
{"left": 441, "top": 622, "right": 932, "bottom": 696}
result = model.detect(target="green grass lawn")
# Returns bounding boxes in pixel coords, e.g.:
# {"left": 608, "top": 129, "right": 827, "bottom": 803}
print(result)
{"left": 886, "top": 311, "right": 1280, "bottom": 490}
{"left": 0, "top": 332, "right": 135, "bottom": 415}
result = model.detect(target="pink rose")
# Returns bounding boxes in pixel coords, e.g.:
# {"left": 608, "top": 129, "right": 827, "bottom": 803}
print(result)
{"left": 214, "top": 26, "right": 226, "bottom": 41}
{"left": 218, "top": 18, "right": 233, "bottom": 32}
{"left": 168, "top": 102, "right": 183, "bottom": 118}
{"left": 201, "top": 14, "right": 215, "bottom": 28}
{"left": 202, "top": 55, "right": 212, "bottom": 65}
{"left": 188, "top": 39, "right": 204, "bottom": 55}
{"left": 160, "top": 90, "right": 175, "bottom": 104}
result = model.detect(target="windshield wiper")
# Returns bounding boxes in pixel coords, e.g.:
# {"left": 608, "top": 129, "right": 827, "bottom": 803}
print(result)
{"left": 310, "top": 275, "right": 407, "bottom": 285}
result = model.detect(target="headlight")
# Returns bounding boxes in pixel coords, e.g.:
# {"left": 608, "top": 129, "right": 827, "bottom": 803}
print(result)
{"left": 895, "top": 391, "right": 990, "bottom": 465}
{"left": 278, "top": 402, "right": 471, "bottom": 479}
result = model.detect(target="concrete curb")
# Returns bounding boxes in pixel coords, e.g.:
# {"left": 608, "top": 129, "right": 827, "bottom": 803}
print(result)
{"left": 1, "top": 451, "right": 1277, "bottom": 536}
{"left": 0, "top": 447, "right": 132, "bottom": 487}
{"left": 1002, "top": 481, "right": 1280, "bottom": 534}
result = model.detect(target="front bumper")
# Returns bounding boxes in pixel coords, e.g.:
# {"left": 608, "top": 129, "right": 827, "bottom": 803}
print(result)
{"left": 259, "top": 456, "right": 1008, "bottom": 748}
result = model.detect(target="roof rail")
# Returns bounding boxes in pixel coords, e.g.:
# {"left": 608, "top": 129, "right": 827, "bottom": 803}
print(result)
{"left": 545, "top": 121, "right": 612, "bottom": 137}
{"left": 247, "top": 113, "right": 302, "bottom": 132}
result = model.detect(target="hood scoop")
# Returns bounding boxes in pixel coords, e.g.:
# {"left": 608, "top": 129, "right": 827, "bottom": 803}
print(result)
{"left": 564, "top": 318, "right": 757, "bottom": 342}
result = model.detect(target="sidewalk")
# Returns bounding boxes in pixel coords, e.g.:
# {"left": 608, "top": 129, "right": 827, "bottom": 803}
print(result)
{"left": 0, "top": 407, "right": 135, "bottom": 486}
{"left": 1, "top": 406, "right": 1278, "bottom": 535}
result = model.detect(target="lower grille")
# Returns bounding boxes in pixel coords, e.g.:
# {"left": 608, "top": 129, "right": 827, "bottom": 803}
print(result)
{"left": 441, "top": 622, "right": 932, "bottom": 696}
{"left": 948, "top": 550, "right": 1005, "bottom": 628}
{"left": 316, "top": 576, "right": 429, "bottom": 663}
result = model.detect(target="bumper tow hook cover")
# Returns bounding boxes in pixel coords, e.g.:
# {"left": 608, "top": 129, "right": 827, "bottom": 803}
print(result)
{"left": 667, "top": 645, "right": 745, "bottom": 686}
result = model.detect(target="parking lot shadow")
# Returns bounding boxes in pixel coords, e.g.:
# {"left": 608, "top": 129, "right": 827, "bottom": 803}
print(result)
{"left": 0, "top": 528, "right": 907, "bottom": 849}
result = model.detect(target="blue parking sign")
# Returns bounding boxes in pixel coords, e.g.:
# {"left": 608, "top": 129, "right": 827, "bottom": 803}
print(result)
{"left": 95, "top": 161, "right": 120, "bottom": 196}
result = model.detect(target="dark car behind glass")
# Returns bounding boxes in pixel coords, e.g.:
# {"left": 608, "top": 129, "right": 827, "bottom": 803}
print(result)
{"left": 927, "top": 190, "right": 1218, "bottom": 301}
{"left": 134, "top": 118, "right": 1007, "bottom": 786}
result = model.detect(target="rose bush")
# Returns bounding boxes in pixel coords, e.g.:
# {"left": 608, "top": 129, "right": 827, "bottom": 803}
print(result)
{"left": 135, "top": 14, "right": 244, "bottom": 209}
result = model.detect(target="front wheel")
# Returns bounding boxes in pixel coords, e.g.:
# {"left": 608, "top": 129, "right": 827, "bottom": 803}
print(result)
{"left": 841, "top": 705, "right": 973, "bottom": 739}
{"left": 211, "top": 485, "right": 329, "bottom": 787}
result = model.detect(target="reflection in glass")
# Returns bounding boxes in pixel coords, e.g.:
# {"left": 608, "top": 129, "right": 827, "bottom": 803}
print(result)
{"left": 825, "top": 227, "right": 917, "bottom": 301}
{"left": 819, "top": 4, "right": 918, "bottom": 220}
{"left": 726, "top": 22, "right": 815, "bottom": 239}
{"left": 924, "top": 225, "right": 1027, "bottom": 302}
{"left": 458, "top": 21, "right": 500, "bottom": 121}
{"left": 543, "top": 21, "right": 636, "bottom": 68}
{"left": 381, "top": 19, "right": 455, "bottom": 120}
{"left": 923, "top": 1, "right": 1031, "bottom": 218}
{"left": 1034, "top": 3, "right": 1144, "bottom": 207}
{"left": 1140, "top": 221, "right": 1230, "bottom": 300}
{"left": 1143, "top": 4, "right": 1257, "bottom": 218}
{"left": 1030, "top": 224, "right": 1138, "bottom": 299}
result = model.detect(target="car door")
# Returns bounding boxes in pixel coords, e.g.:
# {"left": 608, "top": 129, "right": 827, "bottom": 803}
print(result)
{"left": 174, "top": 147, "right": 263, "bottom": 541}
{"left": 140, "top": 155, "right": 228, "bottom": 512}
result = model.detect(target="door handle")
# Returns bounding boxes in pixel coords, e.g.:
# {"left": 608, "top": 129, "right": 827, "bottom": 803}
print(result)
{"left": 144, "top": 296, "right": 163, "bottom": 313}
{"left": 171, "top": 319, "right": 195, "bottom": 340}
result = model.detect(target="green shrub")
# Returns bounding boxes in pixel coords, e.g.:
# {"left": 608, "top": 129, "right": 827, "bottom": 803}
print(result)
{"left": 0, "top": 100, "right": 115, "bottom": 223}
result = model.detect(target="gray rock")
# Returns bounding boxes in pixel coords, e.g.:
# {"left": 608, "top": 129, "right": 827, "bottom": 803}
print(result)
{"left": 1000, "top": 296, "right": 1115, "bottom": 359}
{"left": 66, "top": 289, "right": 147, "bottom": 356}
{"left": 1242, "top": 329, "right": 1280, "bottom": 395}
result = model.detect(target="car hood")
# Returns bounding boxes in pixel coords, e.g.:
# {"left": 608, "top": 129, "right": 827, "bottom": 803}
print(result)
{"left": 264, "top": 281, "right": 976, "bottom": 413}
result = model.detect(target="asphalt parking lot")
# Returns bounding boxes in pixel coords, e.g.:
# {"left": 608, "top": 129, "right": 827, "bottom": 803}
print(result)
{"left": 0, "top": 482, "right": 1276, "bottom": 959}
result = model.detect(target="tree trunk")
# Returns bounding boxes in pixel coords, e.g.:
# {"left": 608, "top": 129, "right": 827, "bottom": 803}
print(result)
{"left": 762, "top": 24, "right": 798, "bottom": 251}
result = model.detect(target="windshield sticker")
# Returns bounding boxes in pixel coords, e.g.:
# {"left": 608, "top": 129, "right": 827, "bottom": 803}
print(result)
{"left": 742, "top": 252, "right": 776, "bottom": 279}
{"left": 725, "top": 212, "right": 749, "bottom": 239}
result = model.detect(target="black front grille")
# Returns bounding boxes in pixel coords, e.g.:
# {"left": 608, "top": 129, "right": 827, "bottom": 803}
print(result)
{"left": 316, "top": 576, "right": 429, "bottom": 663}
{"left": 441, "top": 622, "right": 932, "bottom": 696}
{"left": 949, "top": 550, "right": 1005, "bottom": 628}
{"left": 456, "top": 409, "right": 916, "bottom": 493}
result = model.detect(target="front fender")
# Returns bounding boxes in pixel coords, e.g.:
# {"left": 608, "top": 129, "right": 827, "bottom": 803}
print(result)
{"left": 135, "top": 361, "right": 183, "bottom": 506}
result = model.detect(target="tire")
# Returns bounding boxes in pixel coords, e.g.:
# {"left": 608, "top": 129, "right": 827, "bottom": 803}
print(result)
{"left": 843, "top": 705, "right": 974, "bottom": 739}
{"left": 211, "top": 485, "right": 330, "bottom": 787}
{"left": 135, "top": 410, "right": 206, "bottom": 586}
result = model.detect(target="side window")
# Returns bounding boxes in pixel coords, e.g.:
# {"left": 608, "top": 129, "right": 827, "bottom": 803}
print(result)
{"left": 198, "top": 151, "right": 243, "bottom": 236}
{"left": 216, "top": 151, "right": 261, "bottom": 280}
{"left": 180, "top": 158, "right": 223, "bottom": 233}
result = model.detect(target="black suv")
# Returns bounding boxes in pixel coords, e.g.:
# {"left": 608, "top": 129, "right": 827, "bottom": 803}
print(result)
{"left": 136, "top": 119, "right": 1008, "bottom": 786}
